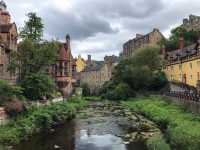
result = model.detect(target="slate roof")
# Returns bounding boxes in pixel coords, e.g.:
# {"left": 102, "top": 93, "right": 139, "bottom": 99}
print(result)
{"left": 83, "top": 61, "right": 104, "bottom": 72}
{"left": 166, "top": 43, "right": 198, "bottom": 61}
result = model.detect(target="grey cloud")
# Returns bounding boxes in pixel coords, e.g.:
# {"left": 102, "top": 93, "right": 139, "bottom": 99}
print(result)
{"left": 4, "top": 0, "right": 200, "bottom": 60}
{"left": 42, "top": 9, "right": 117, "bottom": 40}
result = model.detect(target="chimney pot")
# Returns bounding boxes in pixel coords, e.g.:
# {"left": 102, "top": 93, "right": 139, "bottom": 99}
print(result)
{"left": 179, "top": 35, "right": 185, "bottom": 50}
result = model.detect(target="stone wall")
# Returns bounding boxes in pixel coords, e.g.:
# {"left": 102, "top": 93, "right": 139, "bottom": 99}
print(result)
{"left": 165, "top": 96, "right": 200, "bottom": 114}
{"left": 123, "top": 28, "right": 164, "bottom": 58}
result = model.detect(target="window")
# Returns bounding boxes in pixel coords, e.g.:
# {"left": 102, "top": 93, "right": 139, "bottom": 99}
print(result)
{"left": 171, "top": 75, "right": 173, "bottom": 80}
{"left": 179, "top": 64, "right": 182, "bottom": 70}
{"left": 197, "top": 61, "right": 200, "bottom": 67}
{"left": 190, "top": 75, "right": 193, "bottom": 80}
{"left": 64, "top": 62, "right": 68, "bottom": 76}
{"left": 179, "top": 74, "right": 182, "bottom": 81}
{"left": 55, "top": 65, "right": 57, "bottom": 76}
{"left": 189, "top": 62, "right": 193, "bottom": 69}
{"left": 0, "top": 64, "right": 3, "bottom": 76}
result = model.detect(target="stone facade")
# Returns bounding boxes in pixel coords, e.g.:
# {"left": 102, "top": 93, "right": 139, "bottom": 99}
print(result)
{"left": 182, "top": 14, "right": 200, "bottom": 31}
{"left": 75, "top": 55, "right": 86, "bottom": 73}
{"left": 80, "top": 55, "right": 118, "bottom": 93}
{"left": 163, "top": 36, "right": 200, "bottom": 88}
{"left": 51, "top": 35, "right": 76, "bottom": 97}
{"left": 0, "top": 1, "right": 17, "bottom": 84}
{"left": 123, "top": 28, "right": 164, "bottom": 58}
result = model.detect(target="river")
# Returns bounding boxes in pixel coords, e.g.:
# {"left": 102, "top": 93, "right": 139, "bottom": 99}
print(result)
{"left": 14, "top": 102, "right": 147, "bottom": 150}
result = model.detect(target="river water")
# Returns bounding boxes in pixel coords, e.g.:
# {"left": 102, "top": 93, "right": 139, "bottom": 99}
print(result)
{"left": 14, "top": 102, "right": 147, "bottom": 150}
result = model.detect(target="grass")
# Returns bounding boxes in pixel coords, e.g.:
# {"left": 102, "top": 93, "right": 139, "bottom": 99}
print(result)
{"left": 121, "top": 95, "right": 200, "bottom": 150}
{"left": 0, "top": 97, "right": 88, "bottom": 145}
{"left": 147, "top": 134, "right": 170, "bottom": 150}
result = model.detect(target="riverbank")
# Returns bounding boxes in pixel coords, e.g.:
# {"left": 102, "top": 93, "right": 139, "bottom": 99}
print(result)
{"left": 121, "top": 95, "right": 200, "bottom": 150}
{"left": 0, "top": 97, "right": 88, "bottom": 148}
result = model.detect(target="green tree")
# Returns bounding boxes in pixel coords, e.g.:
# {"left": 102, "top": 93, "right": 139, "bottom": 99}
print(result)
{"left": 163, "top": 26, "right": 199, "bottom": 51}
{"left": 100, "top": 45, "right": 168, "bottom": 100}
{"left": 81, "top": 83, "right": 91, "bottom": 96}
{"left": 9, "top": 39, "right": 59, "bottom": 80}
{"left": 132, "top": 45, "right": 163, "bottom": 70}
{"left": 21, "top": 73, "right": 55, "bottom": 101}
{"left": 0, "top": 80, "right": 24, "bottom": 104}
{"left": 20, "top": 12, "right": 44, "bottom": 42}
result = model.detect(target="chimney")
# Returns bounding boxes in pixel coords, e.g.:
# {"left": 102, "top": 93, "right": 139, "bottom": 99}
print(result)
{"left": 87, "top": 55, "right": 91, "bottom": 64}
{"left": 179, "top": 35, "right": 185, "bottom": 50}
{"left": 65, "top": 34, "right": 71, "bottom": 51}
{"left": 161, "top": 45, "right": 166, "bottom": 58}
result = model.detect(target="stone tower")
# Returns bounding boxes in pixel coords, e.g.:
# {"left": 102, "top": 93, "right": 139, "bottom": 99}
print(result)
{"left": 0, "top": 0, "right": 10, "bottom": 24}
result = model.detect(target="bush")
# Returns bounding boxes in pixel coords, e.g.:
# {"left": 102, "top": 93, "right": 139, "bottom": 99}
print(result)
{"left": 122, "top": 96, "right": 200, "bottom": 150}
{"left": 0, "top": 97, "right": 88, "bottom": 145}
{"left": 81, "top": 83, "right": 90, "bottom": 96}
{"left": 102, "top": 82, "right": 135, "bottom": 100}
{"left": 0, "top": 80, "right": 24, "bottom": 105}
{"left": 21, "top": 73, "right": 55, "bottom": 101}
{"left": 100, "top": 45, "right": 168, "bottom": 100}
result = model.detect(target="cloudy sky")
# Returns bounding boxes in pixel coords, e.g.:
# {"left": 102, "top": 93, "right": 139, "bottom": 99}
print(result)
{"left": 5, "top": 0, "right": 200, "bottom": 60}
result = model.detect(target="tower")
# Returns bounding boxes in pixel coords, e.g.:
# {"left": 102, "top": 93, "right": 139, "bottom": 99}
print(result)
{"left": 66, "top": 34, "right": 71, "bottom": 52}
{"left": 0, "top": 0, "right": 10, "bottom": 24}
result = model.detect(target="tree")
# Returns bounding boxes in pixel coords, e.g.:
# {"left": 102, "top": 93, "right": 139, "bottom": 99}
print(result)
{"left": 21, "top": 73, "right": 55, "bottom": 101}
{"left": 0, "top": 80, "right": 24, "bottom": 104}
{"left": 81, "top": 83, "right": 91, "bottom": 96}
{"left": 132, "top": 45, "right": 163, "bottom": 70}
{"left": 100, "top": 45, "right": 168, "bottom": 100}
{"left": 20, "top": 12, "right": 44, "bottom": 42}
{"left": 9, "top": 39, "right": 59, "bottom": 80}
{"left": 163, "top": 26, "right": 199, "bottom": 51}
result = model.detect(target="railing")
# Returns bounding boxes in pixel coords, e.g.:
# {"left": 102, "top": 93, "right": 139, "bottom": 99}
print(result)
{"left": 166, "top": 91, "right": 200, "bottom": 102}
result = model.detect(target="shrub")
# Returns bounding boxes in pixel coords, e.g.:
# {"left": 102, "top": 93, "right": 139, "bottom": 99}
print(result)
{"left": 0, "top": 97, "right": 88, "bottom": 145}
{"left": 0, "top": 80, "right": 24, "bottom": 105}
{"left": 21, "top": 73, "right": 55, "bottom": 101}
{"left": 81, "top": 83, "right": 90, "bottom": 96}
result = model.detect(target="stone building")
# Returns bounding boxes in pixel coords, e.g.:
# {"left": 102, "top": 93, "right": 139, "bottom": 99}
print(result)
{"left": 75, "top": 55, "right": 86, "bottom": 73}
{"left": 51, "top": 35, "right": 76, "bottom": 97}
{"left": 182, "top": 14, "right": 200, "bottom": 31}
{"left": 0, "top": 0, "right": 17, "bottom": 84}
{"left": 80, "top": 55, "right": 118, "bottom": 93}
{"left": 123, "top": 28, "right": 164, "bottom": 58}
{"left": 163, "top": 36, "right": 200, "bottom": 88}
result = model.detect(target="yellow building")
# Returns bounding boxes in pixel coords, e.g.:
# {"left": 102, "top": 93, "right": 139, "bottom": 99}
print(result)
{"left": 76, "top": 55, "right": 86, "bottom": 72}
{"left": 163, "top": 41, "right": 200, "bottom": 87}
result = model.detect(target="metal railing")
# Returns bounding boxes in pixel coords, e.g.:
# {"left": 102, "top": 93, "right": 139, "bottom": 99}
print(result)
{"left": 166, "top": 91, "right": 200, "bottom": 102}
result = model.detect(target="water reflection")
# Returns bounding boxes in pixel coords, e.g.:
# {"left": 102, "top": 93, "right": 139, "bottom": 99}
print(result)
{"left": 76, "top": 130, "right": 126, "bottom": 150}
{"left": 14, "top": 104, "right": 147, "bottom": 150}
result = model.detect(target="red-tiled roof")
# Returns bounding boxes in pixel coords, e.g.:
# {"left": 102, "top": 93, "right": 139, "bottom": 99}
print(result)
{"left": 58, "top": 45, "right": 68, "bottom": 60}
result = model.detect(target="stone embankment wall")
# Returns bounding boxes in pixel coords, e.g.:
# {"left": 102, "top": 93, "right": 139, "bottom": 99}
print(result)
{"left": 165, "top": 96, "right": 200, "bottom": 114}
